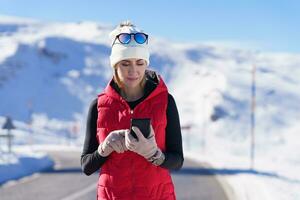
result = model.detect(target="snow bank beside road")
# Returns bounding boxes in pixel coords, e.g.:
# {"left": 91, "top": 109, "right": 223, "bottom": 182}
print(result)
{"left": 0, "top": 151, "right": 54, "bottom": 185}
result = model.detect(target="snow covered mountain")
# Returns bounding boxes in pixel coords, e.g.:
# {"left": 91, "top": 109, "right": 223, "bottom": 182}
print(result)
{"left": 0, "top": 16, "right": 178, "bottom": 123}
{"left": 1, "top": 15, "right": 300, "bottom": 199}
{"left": 0, "top": 16, "right": 110, "bottom": 122}
{"left": 0, "top": 14, "right": 299, "bottom": 138}
{"left": 1, "top": 15, "right": 300, "bottom": 147}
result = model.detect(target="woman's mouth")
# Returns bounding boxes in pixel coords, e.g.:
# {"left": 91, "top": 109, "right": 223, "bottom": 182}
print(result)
{"left": 127, "top": 77, "right": 139, "bottom": 81}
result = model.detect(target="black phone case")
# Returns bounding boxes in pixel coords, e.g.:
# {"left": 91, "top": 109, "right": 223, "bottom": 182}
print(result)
{"left": 130, "top": 118, "right": 151, "bottom": 140}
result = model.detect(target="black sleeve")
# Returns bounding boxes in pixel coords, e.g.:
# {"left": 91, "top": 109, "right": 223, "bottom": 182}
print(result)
{"left": 81, "top": 98, "right": 108, "bottom": 176}
{"left": 160, "top": 94, "right": 184, "bottom": 170}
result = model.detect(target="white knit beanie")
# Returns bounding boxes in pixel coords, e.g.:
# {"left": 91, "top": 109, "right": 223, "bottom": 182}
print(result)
{"left": 109, "top": 21, "right": 150, "bottom": 68}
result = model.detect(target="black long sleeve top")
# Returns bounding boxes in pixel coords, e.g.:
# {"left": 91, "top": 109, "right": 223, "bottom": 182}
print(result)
{"left": 81, "top": 77, "right": 184, "bottom": 176}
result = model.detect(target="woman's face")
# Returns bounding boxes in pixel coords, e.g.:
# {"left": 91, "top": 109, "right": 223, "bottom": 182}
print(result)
{"left": 115, "top": 58, "right": 147, "bottom": 89}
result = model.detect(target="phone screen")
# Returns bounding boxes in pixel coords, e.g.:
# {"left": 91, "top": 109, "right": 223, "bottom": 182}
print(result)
{"left": 130, "top": 118, "right": 151, "bottom": 140}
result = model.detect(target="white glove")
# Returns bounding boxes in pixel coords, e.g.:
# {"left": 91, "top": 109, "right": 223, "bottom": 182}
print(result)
{"left": 98, "top": 129, "right": 128, "bottom": 157}
{"left": 125, "top": 125, "right": 158, "bottom": 160}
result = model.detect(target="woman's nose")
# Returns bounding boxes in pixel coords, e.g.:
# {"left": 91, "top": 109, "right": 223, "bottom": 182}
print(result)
{"left": 128, "top": 64, "right": 138, "bottom": 73}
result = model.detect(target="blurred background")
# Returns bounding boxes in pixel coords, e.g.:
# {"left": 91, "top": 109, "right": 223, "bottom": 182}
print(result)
{"left": 0, "top": 1, "right": 299, "bottom": 200}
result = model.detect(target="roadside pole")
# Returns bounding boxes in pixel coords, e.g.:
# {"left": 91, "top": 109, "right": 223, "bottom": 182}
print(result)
{"left": 2, "top": 116, "right": 16, "bottom": 153}
{"left": 181, "top": 124, "right": 192, "bottom": 151}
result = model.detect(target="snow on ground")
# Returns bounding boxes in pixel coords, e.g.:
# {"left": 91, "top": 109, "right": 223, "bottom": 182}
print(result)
{"left": 0, "top": 115, "right": 81, "bottom": 186}
{"left": 168, "top": 46, "right": 300, "bottom": 200}
{"left": 182, "top": 116, "right": 300, "bottom": 200}
{"left": 0, "top": 147, "right": 54, "bottom": 185}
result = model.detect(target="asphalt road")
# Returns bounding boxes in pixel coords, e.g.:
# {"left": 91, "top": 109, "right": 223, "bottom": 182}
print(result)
{"left": 0, "top": 151, "right": 230, "bottom": 200}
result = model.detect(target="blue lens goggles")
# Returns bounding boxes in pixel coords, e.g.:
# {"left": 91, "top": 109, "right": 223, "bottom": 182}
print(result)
{"left": 113, "top": 32, "right": 148, "bottom": 45}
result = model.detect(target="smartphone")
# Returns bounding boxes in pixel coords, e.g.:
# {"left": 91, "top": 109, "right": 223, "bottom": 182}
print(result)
{"left": 130, "top": 118, "right": 151, "bottom": 140}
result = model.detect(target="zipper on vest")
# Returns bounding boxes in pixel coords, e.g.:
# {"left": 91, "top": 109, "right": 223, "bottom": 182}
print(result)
{"left": 129, "top": 108, "right": 135, "bottom": 199}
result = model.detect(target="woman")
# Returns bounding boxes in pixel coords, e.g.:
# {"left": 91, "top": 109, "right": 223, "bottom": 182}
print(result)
{"left": 81, "top": 21, "right": 184, "bottom": 200}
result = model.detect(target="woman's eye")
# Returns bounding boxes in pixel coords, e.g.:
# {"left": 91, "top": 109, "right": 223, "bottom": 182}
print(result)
{"left": 121, "top": 63, "right": 129, "bottom": 66}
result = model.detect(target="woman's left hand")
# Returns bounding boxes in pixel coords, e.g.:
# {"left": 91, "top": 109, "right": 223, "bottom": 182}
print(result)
{"left": 125, "top": 125, "right": 158, "bottom": 160}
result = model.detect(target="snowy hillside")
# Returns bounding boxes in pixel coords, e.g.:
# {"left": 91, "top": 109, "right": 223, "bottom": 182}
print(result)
{"left": 169, "top": 45, "right": 300, "bottom": 199}
{"left": 0, "top": 16, "right": 179, "bottom": 123}
{"left": 0, "top": 16, "right": 112, "bottom": 122}
{"left": 1, "top": 15, "right": 300, "bottom": 199}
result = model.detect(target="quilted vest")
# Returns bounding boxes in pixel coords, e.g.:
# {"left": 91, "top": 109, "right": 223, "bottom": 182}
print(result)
{"left": 96, "top": 75, "right": 176, "bottom": 200}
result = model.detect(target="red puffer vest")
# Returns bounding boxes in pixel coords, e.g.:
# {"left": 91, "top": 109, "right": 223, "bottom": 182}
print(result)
{"left": 96, "top": 72, "right": 176, "bottom": 200}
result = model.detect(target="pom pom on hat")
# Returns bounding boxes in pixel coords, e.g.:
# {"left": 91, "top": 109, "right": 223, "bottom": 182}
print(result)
{"left": 109, "top": 20, "right": 150, "bottom": 68}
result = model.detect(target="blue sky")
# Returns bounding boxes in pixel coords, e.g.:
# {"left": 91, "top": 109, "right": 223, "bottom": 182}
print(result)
{"left": 1, "top": 0, "right": 299, "bottom": 53}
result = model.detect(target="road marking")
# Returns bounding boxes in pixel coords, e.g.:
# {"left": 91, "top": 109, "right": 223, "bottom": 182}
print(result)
{"left": 61, "top": 183, "right": 96, "bottom": 200}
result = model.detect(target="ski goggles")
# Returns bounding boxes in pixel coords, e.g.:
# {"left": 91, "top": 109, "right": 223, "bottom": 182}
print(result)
{"left": 112, "top": 32, "right": 148, "bottom": 46}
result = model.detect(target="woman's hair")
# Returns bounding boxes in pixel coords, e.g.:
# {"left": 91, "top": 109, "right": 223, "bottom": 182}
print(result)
{"left": 113, "top": 65, "right": 124, "bottom": 88}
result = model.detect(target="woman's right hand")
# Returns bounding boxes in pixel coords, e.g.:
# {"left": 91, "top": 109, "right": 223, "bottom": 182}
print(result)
{"left": 98, "top": 129, "right": 129, "bottom": 157}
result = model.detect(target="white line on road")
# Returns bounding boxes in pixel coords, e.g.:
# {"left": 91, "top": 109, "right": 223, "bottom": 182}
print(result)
{"left": 61, "top": 183, "right": 96, "bottom": 200}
